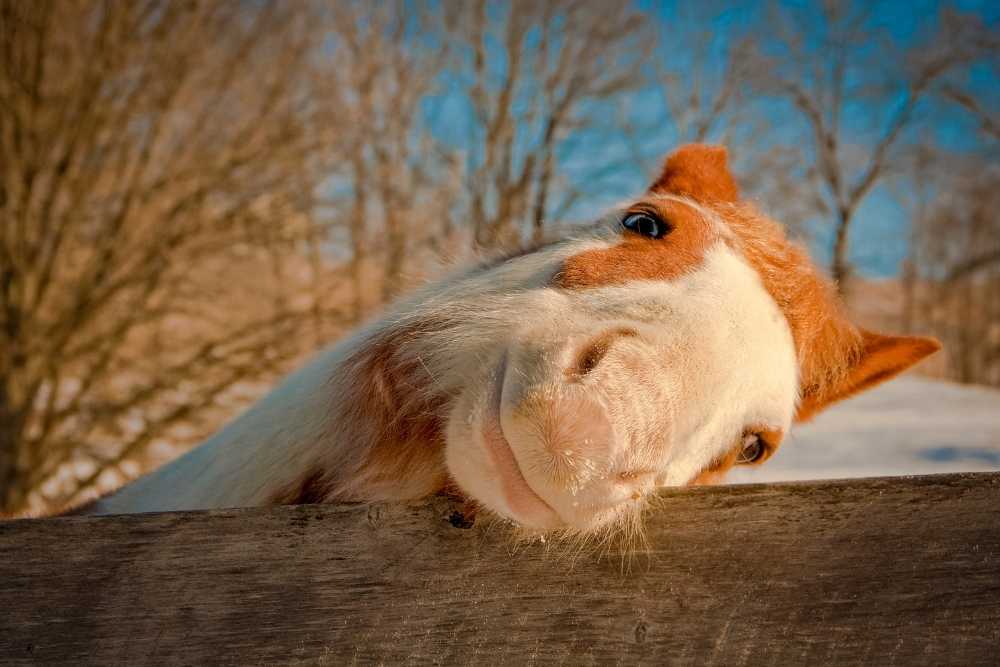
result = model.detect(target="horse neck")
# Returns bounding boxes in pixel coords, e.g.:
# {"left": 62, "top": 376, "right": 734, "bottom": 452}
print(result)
{"left": 78, "top": 320, "right": 451, "bottom": 515}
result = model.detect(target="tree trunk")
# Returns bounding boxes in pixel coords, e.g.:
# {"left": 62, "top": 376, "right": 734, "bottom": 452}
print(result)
{"left": 349, "top": 155, "right": 369, "bottom": 322}
{"left": 957, "top": 279, "right": 974, "bottom": 384}
{"left": 378, "top": 148, "right": 406, "bottom": 304}
{"left": 531, "top": 155, "right": 553, "bottom": 245}
{"left": 901, "top": 258, "right": 917, "bottom": 332}
{"left": 382, "top": 206, "right": 405, "bottom": 304}
{"left": 0, "top": 384, "right": 25, "bottom": 513}
{"left": 992, "top": 268, "right": 1000, "bottom": 385}
{"left": 830, "top": 208, "right": 852, "bottom": 290}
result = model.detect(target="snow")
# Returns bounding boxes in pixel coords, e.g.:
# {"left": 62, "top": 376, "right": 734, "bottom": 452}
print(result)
{"left": 728, "top": 375, "right": 1000, "bottom": 483}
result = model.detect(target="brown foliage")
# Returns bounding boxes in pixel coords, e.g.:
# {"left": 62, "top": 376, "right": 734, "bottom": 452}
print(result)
{"left": 0, "top": 0, "right": 350, "bottom": 512}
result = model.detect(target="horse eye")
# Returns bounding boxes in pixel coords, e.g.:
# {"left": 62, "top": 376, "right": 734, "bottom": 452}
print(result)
{"left": 736, "top": 433, "right": 765, "bottom": 465}
{"left": 622, "top": 212, "right": 669, "bottom": 239}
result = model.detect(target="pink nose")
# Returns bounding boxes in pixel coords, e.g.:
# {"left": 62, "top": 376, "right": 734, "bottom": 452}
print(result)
{"left": 498, "top": 328, "right": 668, "bottom": 528}
{"left": 533, "top": 387, "right": 618, "bottom": 477}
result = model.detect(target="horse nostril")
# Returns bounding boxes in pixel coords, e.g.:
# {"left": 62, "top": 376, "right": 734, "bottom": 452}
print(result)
{"left": 568, "top": 327, "right": 639, "bottom": 378}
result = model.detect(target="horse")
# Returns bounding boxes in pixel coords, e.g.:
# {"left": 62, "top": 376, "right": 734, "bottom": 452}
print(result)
{"left": 69, "top": 144, "right": 940, "bottom": 535}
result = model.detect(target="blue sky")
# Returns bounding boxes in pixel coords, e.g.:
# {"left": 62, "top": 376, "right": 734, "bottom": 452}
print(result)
{"left": 633, "top": 0, "right": 996, "bottom": 276}
{"left": 414, "top": 0, "right": 996, "bottom": 277}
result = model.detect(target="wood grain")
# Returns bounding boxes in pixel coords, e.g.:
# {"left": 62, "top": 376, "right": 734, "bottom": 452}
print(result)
{"left": 1, "top": 472, "right": 998, "bottom": 665}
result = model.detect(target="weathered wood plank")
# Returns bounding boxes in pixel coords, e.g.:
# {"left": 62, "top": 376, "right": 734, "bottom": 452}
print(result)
{"left": 1, "top": 472, "right": 998, "bottom": 666}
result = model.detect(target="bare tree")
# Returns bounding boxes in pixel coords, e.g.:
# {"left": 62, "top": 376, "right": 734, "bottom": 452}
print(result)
{"left": 317, "top": 0, "right": 658, "bottom": 312}
{"left": 940, "top": 83, "right": 1000, "bottom": 142}
{"left": 746, "top": 4, "right": 996, "bottom": 287}
{"left": 648, "top": 4, "right": 820, "bottom": 241}
{"left": 652, "top": 3, "right": 758, "bottom": 148}
{"left": 320, "top": 1, "right": 455, "bottom": 314}
{"left": 910, "top": 156, "right": 1000, "bottom": 385}
{"left": 0, "top": 0, "right": 347, "bottom": 513}
{"left": 449, "top": 0, "right": 653, "bottom": 249}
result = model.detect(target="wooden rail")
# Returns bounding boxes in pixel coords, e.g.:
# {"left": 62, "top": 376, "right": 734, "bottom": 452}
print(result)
{"left": 1, "top": 472, "right": 998, "bottom": 665}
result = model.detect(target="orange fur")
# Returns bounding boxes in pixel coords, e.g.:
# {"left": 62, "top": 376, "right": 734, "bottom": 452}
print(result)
{"left": 556, "top": 200, "right": 716, "bottom": 288}
{"left": 717, "top": 202, "right": 866, "bottom": 420}
{"left": 688, "top": 447, "right": 741, "bottom": 486}
{"left": 649, "top": 144, "right": 940, "bottom": 423}
{"left": 795, "top": 330, "right": 942, "bottom": 421}
{"left": 342, "top": 322, "right": 451, "bottom": 495}
{"left": 651, "top": 144, "right": 739, "bottom": 203}
{"left": 268, "top": 467, "right": 335, "bottom": 506}
{"left": 269, "top": 320, "right": 450, "bottom": 506}
{"left": 689, "top": 427, "right": 784, "bottom": 485}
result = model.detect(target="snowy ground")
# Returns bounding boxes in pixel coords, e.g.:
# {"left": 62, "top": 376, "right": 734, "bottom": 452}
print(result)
{"left": 728, "top": 375, "right": 1000, "bottom": 483}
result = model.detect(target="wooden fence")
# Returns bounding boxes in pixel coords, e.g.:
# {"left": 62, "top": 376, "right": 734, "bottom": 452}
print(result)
{"left": 1, "top": 472, "right": 998, "bottom": 665}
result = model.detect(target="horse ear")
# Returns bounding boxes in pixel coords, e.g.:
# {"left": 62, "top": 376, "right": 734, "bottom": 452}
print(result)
{"left": 796, "top": 330, "right": 941, "bottom": 421}
{"left": 649, "top": 144, "right": 740, "bottom": 203}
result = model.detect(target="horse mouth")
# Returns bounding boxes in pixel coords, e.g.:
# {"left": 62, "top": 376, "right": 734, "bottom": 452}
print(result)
{"left": 480, "top": 352, "right": 562, "bottom": 529}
